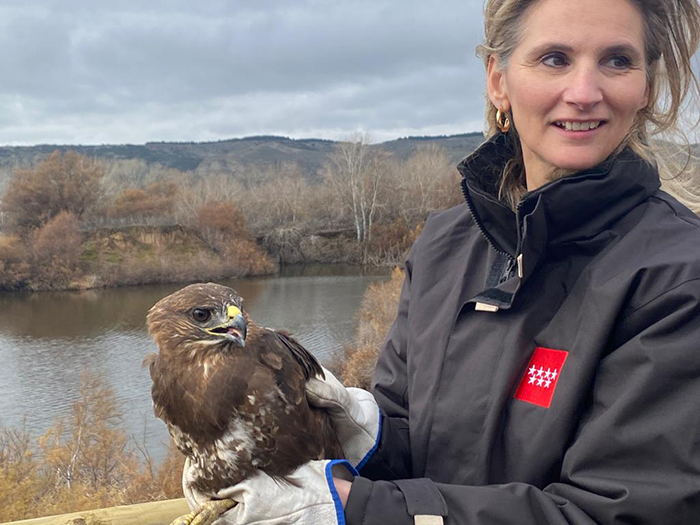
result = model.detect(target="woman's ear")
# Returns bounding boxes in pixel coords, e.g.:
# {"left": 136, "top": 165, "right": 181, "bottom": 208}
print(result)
{"left": 487, "top": 55, "right": 510, "bottom": 111}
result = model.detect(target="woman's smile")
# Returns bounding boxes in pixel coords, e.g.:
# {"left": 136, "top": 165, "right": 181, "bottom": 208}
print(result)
{"left": 551, "top": 119, "right": 608, "bottom": 140}
{"left": 552, "top": 120, "right": 604, "bottom": 132}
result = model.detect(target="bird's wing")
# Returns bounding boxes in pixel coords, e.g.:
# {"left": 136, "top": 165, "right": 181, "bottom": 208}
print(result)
{"left": 271, "top": 330, "right": 324, "bottom": 380}
{"left": 249, "top": 326, "right": 321, "bottom": 408}
{"left": 244, "top": 328, "right": 339, "bottom": 473}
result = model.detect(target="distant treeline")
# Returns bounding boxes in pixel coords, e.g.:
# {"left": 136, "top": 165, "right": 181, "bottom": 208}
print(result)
{"left": 0, "top": 135, "right": 464, "bottom": 291}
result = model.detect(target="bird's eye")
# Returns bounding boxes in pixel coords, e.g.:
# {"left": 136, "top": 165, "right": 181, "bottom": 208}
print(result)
{"left": 191, "top": 308, "right": 211, "bottom": 323}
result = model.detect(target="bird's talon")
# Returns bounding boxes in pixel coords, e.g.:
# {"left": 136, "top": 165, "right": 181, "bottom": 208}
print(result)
{"left": 175, "top": 499, "right": 236, "bottom": 525}
{"left": 169, "top": 511, "right": 197, "bottom": 525}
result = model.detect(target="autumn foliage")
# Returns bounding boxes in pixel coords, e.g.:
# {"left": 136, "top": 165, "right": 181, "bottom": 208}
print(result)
{"left": 30, "top": 212, "right": 84, "bottom": 289}
{"left": 0, "top": 152, "right": 275, "bottom": 291}
{"left": 337, "top": 267, "right": 406, "bottom": 389}
{"left": 0, "top": 234, "right": 31, "bottom": 289}
{"left": 0, "top": 371, "right": 185, "bottom": 523}
{"left": 0, "top": 140, "right": 462, "bottom": 290}
{"left": 195, "top": 200, "right": 250, "bottom": 248}
{"left": 108, "top": 181, "right": 179, "bottom": 222}
{"left": 2, "top": 151, "right": 103, "bottom": 233}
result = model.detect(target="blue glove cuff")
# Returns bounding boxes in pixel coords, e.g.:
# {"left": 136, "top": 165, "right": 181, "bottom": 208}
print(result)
{"left": 325, "top": 459, "right": 359, "bottom": 525}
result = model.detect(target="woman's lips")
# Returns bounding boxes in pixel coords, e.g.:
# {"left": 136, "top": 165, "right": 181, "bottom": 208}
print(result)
{"left": 551, "top": 120, "right": 607, "bottom": 136}
{"left": 553, "top": 120, "right": 605, "bottom": 131}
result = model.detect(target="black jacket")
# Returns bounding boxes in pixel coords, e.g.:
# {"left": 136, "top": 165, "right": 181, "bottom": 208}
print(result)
{"left": 345, "top": 134, "right": 700, "bottom": 524}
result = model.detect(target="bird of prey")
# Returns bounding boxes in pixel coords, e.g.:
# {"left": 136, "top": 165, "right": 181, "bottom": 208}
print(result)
{"left": 145, "top": 283, "right": 343, "bottom": 523}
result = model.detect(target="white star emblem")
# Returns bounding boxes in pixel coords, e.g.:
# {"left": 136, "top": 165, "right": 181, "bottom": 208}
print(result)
{"left": 536, "top": 378, "right": 544, "bottom": 387}
{"left": 529, "top": 365, "right": 537, "bottom": 376}
{"left": 544, "top": 379, "right": 552, "bottom": 388}
{"left": 551, "top": 369, "right": 558, "bottom": 380}
{"left": 528, "top": 376, "right": 536, "bottom": 384}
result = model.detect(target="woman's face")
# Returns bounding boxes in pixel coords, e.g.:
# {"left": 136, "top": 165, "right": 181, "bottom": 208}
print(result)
{"left": 487, "top": 0, "right": 649, "bottom": 190}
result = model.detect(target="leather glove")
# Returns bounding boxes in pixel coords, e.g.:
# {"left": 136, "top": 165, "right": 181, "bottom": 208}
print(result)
{"left": 183, "top": 459, "right": 357, "bottom": 525}
{"left": 305, "top": 367, "right": 381, "bottom": 469}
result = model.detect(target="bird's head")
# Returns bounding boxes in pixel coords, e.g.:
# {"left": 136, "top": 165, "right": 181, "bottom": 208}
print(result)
{"left": 147, "top": 283, "right": 249, "bottom": 357}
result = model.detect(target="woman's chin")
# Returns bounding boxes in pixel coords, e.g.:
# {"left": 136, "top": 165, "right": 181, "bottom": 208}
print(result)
{"left": 524, "top": 142, "right": 618, "bottom": 187}
{"left": 549, "top": 152, "right": 611, "bottom": 173}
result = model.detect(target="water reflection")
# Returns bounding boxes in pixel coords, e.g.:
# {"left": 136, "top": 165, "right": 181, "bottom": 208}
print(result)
{"left": 0, "top": 265, "right": 389, "bottom": 461}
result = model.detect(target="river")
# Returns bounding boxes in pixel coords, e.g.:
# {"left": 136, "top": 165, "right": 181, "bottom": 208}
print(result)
{"left": 0, "top": 264, "right": 390, "bottom": 461}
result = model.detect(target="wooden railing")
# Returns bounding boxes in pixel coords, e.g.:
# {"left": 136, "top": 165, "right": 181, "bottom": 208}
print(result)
{"left": 2, "top": 499, "right": 189, "bottom": 525}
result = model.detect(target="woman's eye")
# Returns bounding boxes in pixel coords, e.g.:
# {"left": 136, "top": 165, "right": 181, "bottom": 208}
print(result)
{"left": 541, "top": 53, "right": 568, "bottom": 68}
{"left": 606, "top": 55, "right": 632, "bottom": 69}
{"left": 192, "top": 308, "right": 211, "bottom": 323}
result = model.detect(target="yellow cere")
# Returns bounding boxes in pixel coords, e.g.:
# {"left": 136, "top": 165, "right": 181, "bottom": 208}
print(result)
{"left": 227, "top": 305, "right": 242, "bottom": 318}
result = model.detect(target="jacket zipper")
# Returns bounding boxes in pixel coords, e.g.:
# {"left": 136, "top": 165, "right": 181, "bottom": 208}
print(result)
{"left": 461, "top": 178, "right": 515, "bottom": 261}
{"left": 514, "top": 200, "right": 525, "bottom": 276}
{"left": 461, "top": 179, "right": 527, "bottom": 283}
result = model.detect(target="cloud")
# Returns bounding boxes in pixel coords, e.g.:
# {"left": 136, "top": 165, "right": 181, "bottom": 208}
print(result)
{"left": 0, "top": 0, "right": 488, "bottom": 145}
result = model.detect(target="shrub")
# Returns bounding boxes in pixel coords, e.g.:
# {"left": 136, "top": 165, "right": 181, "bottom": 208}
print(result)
{"left": 338, "top": 267, "right": 405, "bottom": 389}
{"left": 32, "top": 212, "right": 82, "bottom": 264}
{"left": 98, "top": 246, "right": 273, "bottom": 288}
{"left": 107, "top": 182, "right": 179, "bottom": 222}
{"left": 0, "top": 370, "right": 189, "bottom": 522}
{"left": 0, "top": 424, "right": 44, "bottom": 521}
{"left": 123, "top": 439, "right": 185, "bottom": 504}
{"left": 194, "top": 201, "right": 250, "bottom": 248}
{"left": 29, "top": 212, "right": 85, "bottom": 289}
{"left": 193, "top": 201, "right": 274, "bottom": 275}
{"left": 368, "top": 220, "right": 422, "bottom": 265}
{"left": 0, "top": 235, "right": 32, "bottom": 290}
{"left": 2, "top": 151, "right": 103, "bottom": 233}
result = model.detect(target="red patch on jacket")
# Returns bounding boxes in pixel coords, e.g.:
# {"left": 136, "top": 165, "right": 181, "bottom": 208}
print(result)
{"left": 514, "top": 347, "right": 568, "bottom": 408}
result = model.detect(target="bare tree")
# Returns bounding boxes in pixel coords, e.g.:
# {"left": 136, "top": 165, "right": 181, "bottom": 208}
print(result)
{"left": 101, "top": 158, "right": 152, "bottom": 195}
{"left": 392, "top": 144, "right": 461, "bottom": 225}
{"left": 324, "top": 134, "right": 393, "bottom": 258}
{"left": 39, "top": 370, "right": 129, "bottom": 493}
{"left": 239, "top": 165, "right": 311, "bottom": 235}
{"left": 176, "top": 174, "right": 244, "bottom": 224}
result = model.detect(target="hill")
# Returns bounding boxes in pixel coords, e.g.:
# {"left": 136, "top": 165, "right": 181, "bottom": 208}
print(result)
{"left": 0, "top": 133, "right": 485, "bottom": 187}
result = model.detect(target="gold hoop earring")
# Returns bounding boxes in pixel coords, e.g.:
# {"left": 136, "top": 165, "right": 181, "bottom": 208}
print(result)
{"left": 496, "top": 108, "right": 511, "bottom": 133}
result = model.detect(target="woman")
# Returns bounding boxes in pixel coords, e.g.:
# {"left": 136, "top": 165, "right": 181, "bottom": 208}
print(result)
{"left": 182, "top": 0, "right": 700, "bottom": 523}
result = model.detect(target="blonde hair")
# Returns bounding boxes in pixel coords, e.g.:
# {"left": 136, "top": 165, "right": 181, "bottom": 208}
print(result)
{"left": 477, "top": 0, "right": 700, "bottom": 211}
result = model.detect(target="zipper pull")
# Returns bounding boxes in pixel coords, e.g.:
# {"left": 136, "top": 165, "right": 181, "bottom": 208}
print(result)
{"left": 475, "top": 302, "right": 499, "bottom": 313}
{"left": 517, "top": 254, "right": 524, "bottom": 279}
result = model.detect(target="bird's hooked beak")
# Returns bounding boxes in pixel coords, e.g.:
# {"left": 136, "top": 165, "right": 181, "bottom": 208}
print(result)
{"left": 206, "top": 305, "right": 248, "bottom": 347}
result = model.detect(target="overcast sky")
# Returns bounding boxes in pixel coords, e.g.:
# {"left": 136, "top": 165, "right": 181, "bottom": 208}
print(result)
{"left": 0, "top": 0, "right": 487, "bottom": 146}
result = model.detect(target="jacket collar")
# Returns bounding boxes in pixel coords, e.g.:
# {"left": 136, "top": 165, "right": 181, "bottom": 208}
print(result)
{"left": 457, "top": 132, "right": 661, "bottom": 256}
{"left": 457, "top": 132, "right": 661, "bottom": 310}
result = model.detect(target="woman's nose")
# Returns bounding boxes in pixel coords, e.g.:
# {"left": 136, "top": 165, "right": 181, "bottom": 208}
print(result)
{"left": 562, "top": 64, "right": 604, "bottom": 110}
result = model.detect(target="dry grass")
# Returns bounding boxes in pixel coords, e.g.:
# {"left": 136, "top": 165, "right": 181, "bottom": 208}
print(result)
{"left": 335, "top": 267, "right": 405, "bottom": 389}
{"left": 0, "top": 372, "right": 185, "bottom": 523}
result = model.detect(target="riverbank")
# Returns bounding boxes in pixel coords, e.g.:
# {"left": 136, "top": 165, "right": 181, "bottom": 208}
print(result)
{"left": 0, "top": 224, "right": 277, "bottom": 292}
{"left": 0, "top": 223, "right": 383, "bottom": 293}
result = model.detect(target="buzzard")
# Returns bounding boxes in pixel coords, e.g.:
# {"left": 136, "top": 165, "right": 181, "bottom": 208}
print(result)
{"left": 145, "top": 283, "right": 343, "bottom": 523}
